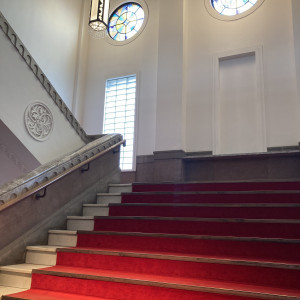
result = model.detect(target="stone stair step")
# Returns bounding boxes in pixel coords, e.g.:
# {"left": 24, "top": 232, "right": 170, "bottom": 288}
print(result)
{"left": 57, "top": 247, "right": 300, "bottom": 270}
{"left": 131, "top": 181, "right": 300, "bottom": 192}
{"left": 0, "top": 264, "right": 50, "bottom": 289}
{"left": 82, "top": 204, "right": 109, "bottom": 217}
{"left": 97, "top": 193, "right": 122, "bottom": 204}
{"left": 32, "top": 266, "right": 300, "bottom": 299}
{"left": 107, "top": 202, "right": 300, "bottom": 219}
{"left": 25, "top": 246, "right": 65, "bottom": 266}
{"left": 0, "top": 286, "right": 27, "bottom": 299}
{"left": 93, "top": 216, "right": 300, "bottom": 239}
{"left": 108, "top": 184, "right": 132, "bottom": 194}
{"left": 48, "top": 230, "right": 77, "bottom": 247}
{"left": 2, "top": 289, "right": 116, "bottom": 300}
{"left": 67, "top": 216, "right": 94, "bottom": 231}
{"left": 121, "top": 191, "right": 300, "bottom": 204}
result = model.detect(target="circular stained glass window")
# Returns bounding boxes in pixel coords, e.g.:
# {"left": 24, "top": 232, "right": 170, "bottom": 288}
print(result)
{"left": 211, "top": 0, "right": 258, "bottom": 16}
{"left": 108, "top": 2, "right": 145, "bottom": 42}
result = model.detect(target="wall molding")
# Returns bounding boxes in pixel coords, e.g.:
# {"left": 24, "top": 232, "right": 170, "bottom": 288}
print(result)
{"left": 0, "top": 11, "right": 99, "bottom": 144}
{"left": 267, "top": 146, "right": 299, "bottom": 152}
{"left": 212, "top": 45, "right": 266, "bottom": 155}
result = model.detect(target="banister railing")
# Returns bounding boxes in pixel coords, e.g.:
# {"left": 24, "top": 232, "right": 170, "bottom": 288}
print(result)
{"left": 0, "top": 134, "right": 125, "bottom": 211}
{"left": 0, "top": 11, "right": 95, "bottom": 143}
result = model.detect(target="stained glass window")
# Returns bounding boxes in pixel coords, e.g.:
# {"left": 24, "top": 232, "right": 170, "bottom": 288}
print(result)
{"left": 211, "top": 0, "right": 258, "bottom": 16}
{"left": 108, "top": 3, "right": 145, "bottom": 42}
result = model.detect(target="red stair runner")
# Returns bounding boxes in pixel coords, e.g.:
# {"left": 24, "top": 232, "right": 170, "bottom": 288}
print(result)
{"left": 132, "top": 181, "right": 300, "bottom": 192}
{"left": 4, "top": 180, "right": 300, "bottom": 300}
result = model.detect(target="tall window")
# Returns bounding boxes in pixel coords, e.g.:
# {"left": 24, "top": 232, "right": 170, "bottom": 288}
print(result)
{"left": 103, "top": 75, "right": 136, "bottom": 170}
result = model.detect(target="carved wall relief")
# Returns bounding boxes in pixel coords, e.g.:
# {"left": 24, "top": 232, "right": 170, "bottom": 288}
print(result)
{"left": 24, "top": 102, "right": 53, "bottom": 141}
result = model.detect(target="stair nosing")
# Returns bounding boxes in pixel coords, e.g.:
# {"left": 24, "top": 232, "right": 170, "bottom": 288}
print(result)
{"left": 83, "top": 204, "right": 109, "bottom": 207}
{"left": 26, "top": 245, "right": 65, "bottom": 252}
{"left": 67, "top": 216, "right": 95, "bottom": 220}
{"left": 0, "top": 264, "right": 51, "bottom": 274}
{"left": 109, "top": 184, "right": 132, "bottom": 187}
{"left": 48, "top": 230, "right": 77, "bottom": 235}
{"left": 97, "top": 193, "right": 121, "bottom": 196}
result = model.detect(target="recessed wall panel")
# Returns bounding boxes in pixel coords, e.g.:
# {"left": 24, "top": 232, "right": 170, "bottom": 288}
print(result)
{"left": 216, "top": 52, "right": 264, "bottom": 154}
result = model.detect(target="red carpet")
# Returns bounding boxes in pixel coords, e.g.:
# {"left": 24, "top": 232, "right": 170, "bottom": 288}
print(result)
{"left": 122, "top": 191, "right": 300, "bottom": 203}
{"left": 132, "top": 181, "right": 300, "bottom": 192}
{"left": 4, "top": 180, "right": 300, "bottom": 300}
{"left": 108, "top": 203, "right": 300, "bottom": 219}
{"left": 94, "top": 216, "right": 300, "bottom": 239}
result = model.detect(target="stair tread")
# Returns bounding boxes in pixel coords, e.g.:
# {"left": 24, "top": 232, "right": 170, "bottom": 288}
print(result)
{"left": 94, "top": 215, "right": 300, "bottom": 223}
{"left": 35, "top": 265, "right": 300, "bottom": 298}
{"left": 67, "top": 216, "right": 94, "bottom": 220}
{"left": 26, "top": 245, "right": 65, "bottom": 252}
{"left": 48, "top": 230, "right": 77, "bottom": 235}
{"left": 0, "top": 264, "right": 51, "bottom": 274}
{"left": 58, "top": 246, "right": 300, "bottom": 268}
{"left": 109, "top": 183, "right": 132, "bottom": 187}
{"left": 6, "top": 181, "right": 300, "bottom": 299}
{"left": 77, "top": 230, "right": 300, "bottom": 243}
{"left": 97, "top": 193, "right": 121, "bottom": 196}
{"left": 109, "top": 203, "right": 300, "bottom": 207}
{"left": 83, "top": 204, "right": 109, "bottom": 207}
{"left": 0, "top": 286, "right": 27, "bottom": 296}
{"left": 124, "top": 190, "right": 300, "bottom": 195}
{"left": 134, "top": 180, "right": 300, "bottom": 183}
{"left": 2, "top": 288, "right": 115, "bottom": 300}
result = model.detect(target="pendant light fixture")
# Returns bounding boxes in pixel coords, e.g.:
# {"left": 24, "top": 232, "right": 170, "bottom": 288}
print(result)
{"left": 89, "top": 0, "right": 110, "bottom": 31}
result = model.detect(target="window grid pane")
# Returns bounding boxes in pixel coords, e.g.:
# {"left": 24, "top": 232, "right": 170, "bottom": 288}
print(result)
{"left": 103, "top": 75, "right": 136, "bottom": 171}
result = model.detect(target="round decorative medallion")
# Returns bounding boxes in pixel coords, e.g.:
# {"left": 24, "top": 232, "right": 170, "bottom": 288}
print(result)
{"left": 24, "top": 102, "right": 53, "bottom": 141}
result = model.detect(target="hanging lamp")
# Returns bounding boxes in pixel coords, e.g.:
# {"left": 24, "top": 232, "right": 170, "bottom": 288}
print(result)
{"left": 89, "top": 0, "right": 110, "bottom": 31}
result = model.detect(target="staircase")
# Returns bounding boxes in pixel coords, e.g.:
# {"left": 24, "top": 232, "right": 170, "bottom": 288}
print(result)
{"left": 1, "top": 181, "right": 300, "bottom": 299}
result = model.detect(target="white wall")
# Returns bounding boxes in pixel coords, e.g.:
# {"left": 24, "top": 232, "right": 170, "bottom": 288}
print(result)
{"left": 12, "top": 0, "right": 287, "bottom": 159}
{"left": 0, "top": 29, "right": 85, "bottom": 164}
{"left": 185, "top": 0, "right": 300, "bottom": 152}
{"left": 292, "top": 0, "right": 300, "bottom": 102}
{"left": 155, "top": 0, "right": 184, "bottom": 151}
{"left": 80, "top": 0, "right": 159, "bottom": 156}
{"left": 0, "top": 0, "right": 84, "bottom": 110}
